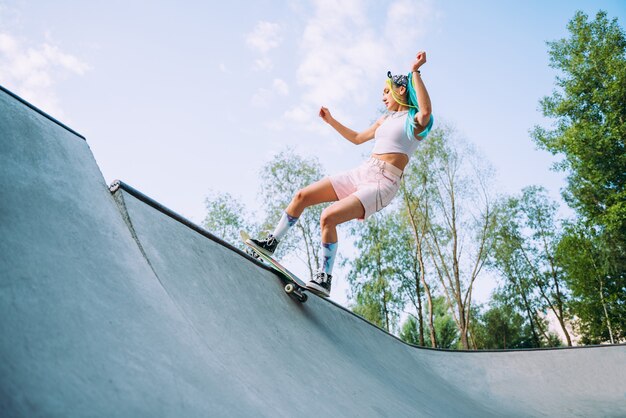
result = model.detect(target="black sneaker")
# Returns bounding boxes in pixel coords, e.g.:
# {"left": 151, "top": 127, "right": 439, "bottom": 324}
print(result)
{"left": 306, "top": 271, "right": 332, "bottom": 297}
{"left": 249, "top": 234, "right": 279, "bottom": 257}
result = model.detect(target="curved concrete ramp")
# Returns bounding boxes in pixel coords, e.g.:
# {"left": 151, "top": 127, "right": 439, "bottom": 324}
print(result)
{"left": 1, "top": 85, "right": 625, "bottom": 417}
{"left": 0, "top": 86, "right": 260, "bottom": 416}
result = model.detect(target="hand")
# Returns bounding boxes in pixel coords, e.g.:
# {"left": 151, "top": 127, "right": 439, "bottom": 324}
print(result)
{"left": 319, "top": 106, "right": 333, "bottom": 124}
{"left": 411, "top": 51, "right": 427, "bottom": 72}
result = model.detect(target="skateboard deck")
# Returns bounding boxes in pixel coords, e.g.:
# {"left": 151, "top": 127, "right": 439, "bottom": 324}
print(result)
{"left": 240, "top": 230, "right": 324, "bottom": 302}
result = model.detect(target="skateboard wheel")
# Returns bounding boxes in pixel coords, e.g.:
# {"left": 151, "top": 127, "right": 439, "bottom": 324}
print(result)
{"left": 285, "top": 283, "right": 295, "bottom": 294}
{"left": 300, "top": 294, "right": 308, "bottom": 303}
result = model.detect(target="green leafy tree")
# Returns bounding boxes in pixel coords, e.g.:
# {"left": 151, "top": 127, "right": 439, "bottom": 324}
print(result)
{"left": 472, "top": 291, "right": 544, "bottom": 350}
{"left": 490, "top": 186, "right": 573, "bottom": 345}
{"left": 203, "top": 190, "right": 255, "bottom": 251}
{"left": 531, "top": 10, "right": 626, "bottom": 288}
{"left": 258, "top": 149, "right": 328, "bottom": 279}
{"left": 347, "top": 214, "right": 406, "bottom": 333}
{"left": 487, "top": 212, "right": 548, "bottom": 348}
{"left": 399, "top": 315, "right": 421, "bottom": 346}
{"left": 389, "top": 209, "right": 432, "bottom": 345}
{"left": 352, "top": 276, "right": 402, "bottom": 332}
{"left": 403, "top": 125, "right": 497, "bottom": 349}
{"left": 489, "top": 191, "right": 561, "bottom": 347}
{"left": 400, "top": 157, "right": 438, "bottom": 348}
{"left": 557, "top": 222, "right": 625, "bottom": 343}
{"left": 400, "top": 296, "right": 458, "bottom": 349}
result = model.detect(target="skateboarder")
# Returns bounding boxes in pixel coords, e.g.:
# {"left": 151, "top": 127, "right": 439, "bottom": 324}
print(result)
{"left": 251, "top": 51, "right": 433, "bottom": 297}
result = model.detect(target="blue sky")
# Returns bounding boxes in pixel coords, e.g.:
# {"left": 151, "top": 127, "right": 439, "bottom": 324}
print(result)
{"left": 1, "top": 0, "right": 625, "bottom": 306}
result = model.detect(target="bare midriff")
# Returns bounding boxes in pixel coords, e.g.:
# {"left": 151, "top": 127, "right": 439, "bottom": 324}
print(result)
{"left": 371, "top": 152, "right": 409, "bottom": 172}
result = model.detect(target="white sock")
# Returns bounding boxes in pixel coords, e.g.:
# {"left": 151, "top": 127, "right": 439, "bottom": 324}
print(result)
{"left": 272, "top": 211, "right": 299, "bottom": 241}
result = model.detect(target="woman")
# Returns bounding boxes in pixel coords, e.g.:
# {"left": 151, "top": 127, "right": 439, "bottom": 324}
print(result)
{"left": 250, "top": 51, "right": 433, "bottom": 297}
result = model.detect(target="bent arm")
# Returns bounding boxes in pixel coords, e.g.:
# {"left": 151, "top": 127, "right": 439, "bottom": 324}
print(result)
{"left": 326, "top": 117, "right": 381, "bottom": 145}
{"left": 319, "top": 106, "right": 382, "bottom": 145}
{"left": 412, "top": 71, "right": 432, "bottom": 130}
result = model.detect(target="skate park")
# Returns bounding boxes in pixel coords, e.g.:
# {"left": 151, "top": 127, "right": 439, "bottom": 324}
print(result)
{"left": 1, "top": 84, "right": 625, "bottom": 416}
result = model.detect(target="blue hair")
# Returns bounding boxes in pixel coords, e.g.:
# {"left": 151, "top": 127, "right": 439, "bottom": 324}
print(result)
{"left": 405, "top": 72, "right": 434, "bottom": 141}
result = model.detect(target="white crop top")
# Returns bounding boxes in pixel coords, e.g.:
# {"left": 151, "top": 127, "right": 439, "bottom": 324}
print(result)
{"left": 371, "top": 111, "right": 422, "bottom": 157}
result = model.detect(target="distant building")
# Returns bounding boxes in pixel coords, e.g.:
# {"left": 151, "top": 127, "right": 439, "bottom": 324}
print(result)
{"left": 543, "top": 310, "right": 581, "bottom": 346}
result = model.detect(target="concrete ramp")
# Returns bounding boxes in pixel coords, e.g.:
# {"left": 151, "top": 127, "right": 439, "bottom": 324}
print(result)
{"left": 0, "top": 86, "right": 270, "bottom": 416}
{"left": 1, "top": 85, "right": 625, "bottom": 417}
{"left": 110, "top": 183, "right": 493, "bottom": 417}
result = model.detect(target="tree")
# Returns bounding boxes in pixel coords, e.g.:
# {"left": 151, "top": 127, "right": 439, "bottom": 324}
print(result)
{"left": 400, "top": 155, "right": 438, "bottom": 348}
{"left": 490, "top": 186, "right": 573, "bottom": 345}
{"left": 203, "top": 190, "right": 255, "bottom": 251}
{"left": 487, "top": 207, "right": 549, "bottom": 348}
{"left": 557, "top": 222, "right": 626, "bottom": 343}
{"left": 399, "top": 315, "right": 421, "bottom": 346}
{"left": 531, "top": 10, "right": 626, "bottom": 285}
{"left": 403, "top": 125, "right": 497, "bottom": 349}
{"left": 347, "top": 214, "right": 405, "bottom": 333}
{"left": 401, "top": 296, "right": 458, "bottom": 349}
{"left": 258, "top": 149, "right": 328, "bottom": 279}
{"left": 471, "top": 291, "right": 546, "bottom": 350}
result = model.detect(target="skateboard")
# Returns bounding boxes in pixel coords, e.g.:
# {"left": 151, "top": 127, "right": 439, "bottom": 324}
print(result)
{"left": 240, "top": 230, "right": 321, "bottom": 303}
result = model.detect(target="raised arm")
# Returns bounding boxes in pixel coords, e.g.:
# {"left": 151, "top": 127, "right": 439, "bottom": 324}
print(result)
{"left": 319, "top": 107, "right": 382, "bottom": 145}
{"left": 411, "top": 51, "right": 432, "bottom": 131}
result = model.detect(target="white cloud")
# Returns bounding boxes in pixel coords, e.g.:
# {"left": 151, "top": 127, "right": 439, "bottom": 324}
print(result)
{"left": 285, "top": 0, "right": 387, "bottom": 131}
{"left": 264, "top": 119, "right": 285, "bottom": 131}
{"left": 253, "top": 56, "right": 273, "bottom": 72}
{"left": 0, "top": 31, "right": 90, "bottom": 117}
{"left": 252, "top": 88, "right": 271, "bottom": 108}
{"left": 385, "top": 0, "right": 436, "bottom": 54}
{"left": 284, "top": 104, "right": 311, "bottom": 124}
{"left": 246, "top": 21, "right": 283, "bottom": 72}
{"left": 0, "top": 33, "right": 18, "bottom": 54}
{"left": 246, "top": 21, "right": 282, "bottom": 54}
{"left": 278, "top": 0, "right": 438, "bottom": 131}
{"left": 281, "top": 103, "right": 330, "bottom": 135}
{"left": 273, "top": 78, "right": 289, "bottom": 96}
{"left": 251, "top": 79, "right": 289, "bottom": 109}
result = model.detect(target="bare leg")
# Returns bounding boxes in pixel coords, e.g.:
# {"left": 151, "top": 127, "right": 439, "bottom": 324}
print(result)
{"left": 319, "top": 196, "right": 365, "bottom": 243}
{"left": 286, "top": 178, "right": 339, "bottom": 218}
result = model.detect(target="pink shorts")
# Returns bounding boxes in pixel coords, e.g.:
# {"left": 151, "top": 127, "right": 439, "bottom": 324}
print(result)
{"left": 328, "top": 158, "right": 403, "bottom": 220}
